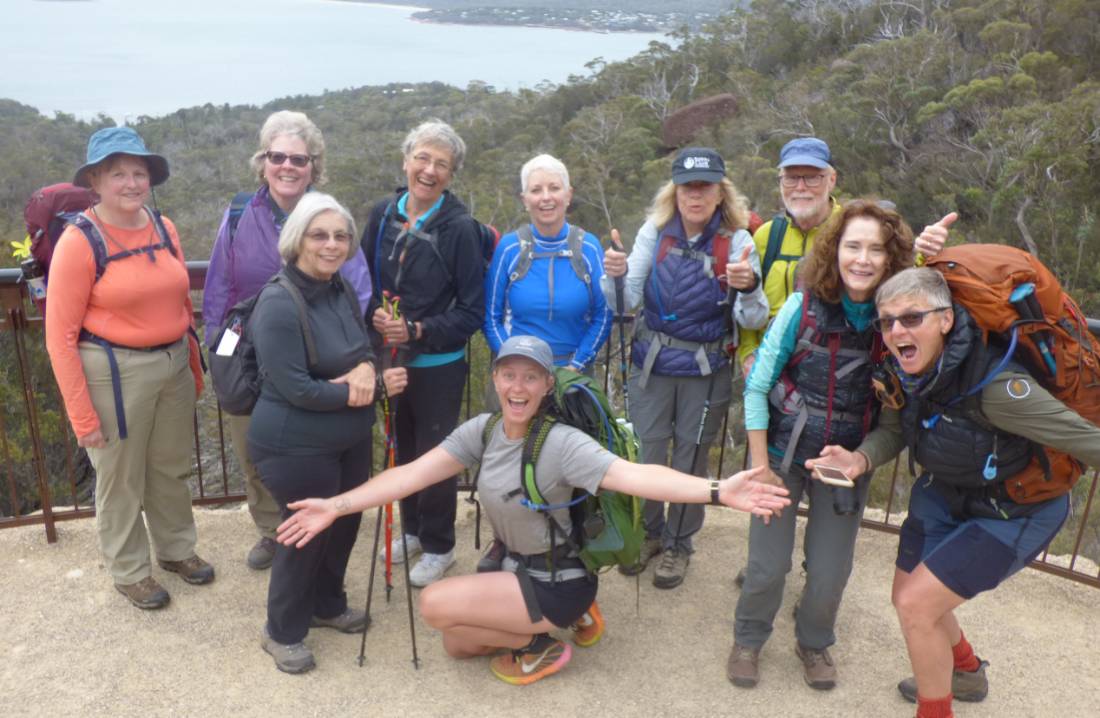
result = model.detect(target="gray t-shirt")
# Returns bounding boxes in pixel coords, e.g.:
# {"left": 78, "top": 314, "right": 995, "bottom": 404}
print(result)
{"left": 442, "top": 414, "right": 617, "bottom": 557}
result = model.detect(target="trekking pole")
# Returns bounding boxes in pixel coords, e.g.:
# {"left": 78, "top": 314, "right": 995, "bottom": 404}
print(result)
{"left": 358, "top": 504, "right": 385, "bottom": 666}
{"left": 609, "top": 229, "right": 630, "bottom": 416}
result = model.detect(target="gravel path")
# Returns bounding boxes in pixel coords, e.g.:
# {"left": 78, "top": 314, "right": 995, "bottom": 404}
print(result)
{"left": 5, "top": 504, "right": 1098, "bottom": 717}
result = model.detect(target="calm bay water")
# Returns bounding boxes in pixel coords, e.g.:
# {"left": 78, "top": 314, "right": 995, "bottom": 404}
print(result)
{"left": 2, "top": 0, "right": 663, "bottom": 120}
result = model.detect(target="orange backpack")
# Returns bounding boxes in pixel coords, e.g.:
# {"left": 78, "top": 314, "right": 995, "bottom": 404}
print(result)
{"left": 927, "top": 244, "right": 1100, "bottom": 503}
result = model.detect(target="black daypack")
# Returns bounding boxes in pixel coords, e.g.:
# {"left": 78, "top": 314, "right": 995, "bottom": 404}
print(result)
{"left": 209, "top": 272, "right": 361, "bottom": 415}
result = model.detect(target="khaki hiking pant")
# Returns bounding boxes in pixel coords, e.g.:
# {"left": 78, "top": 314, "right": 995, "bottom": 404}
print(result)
{"left": 226, "top": 412, "right": 280, "bottom": 539}
{"left": 80, "top": 338, "right": 198, "bottom": 585}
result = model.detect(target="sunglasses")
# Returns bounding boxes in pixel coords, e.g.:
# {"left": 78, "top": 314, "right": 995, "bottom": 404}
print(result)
{"left": 265, "top": 151, "right": 313, "bottom": 168}
{"left": 871, "top": 307, "right": 951, "bottom": 333}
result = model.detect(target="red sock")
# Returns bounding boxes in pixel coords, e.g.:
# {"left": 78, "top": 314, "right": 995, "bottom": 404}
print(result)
{"left": 952, "top": 633, "right": 980, "bottom": 673}
{"left": 916, "top": 693, "right": 954, "bottom": 718}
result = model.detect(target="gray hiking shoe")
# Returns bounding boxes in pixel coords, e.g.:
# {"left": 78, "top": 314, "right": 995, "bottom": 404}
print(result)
{"left": 310, "top": 608, "right": 369, "bottom": 633}
{"left": 653, "top": 547, "right": 690, "bottom": 589}
{"left": 795, "top": 643, "right": 837, "bottom": 690}
{"left": 618, "top": 537, "right": 662, "bottom": 576}
{"left": 476, "top": 539, "right": 507, "bottom": 573}
{"left": 247, "top": 537, "right": 278, "bottom": 570}
{"left": 897, "top": 659, "right": 989, "bottom": 703}
{"left": 727, "top": 643, "right": 761, "bottom": 688}
{"left": 261, "top": 627, "right": 316, "bottom": 674}
{"left": 115, "top": 576, "right": 170, "bottom": 610}
{"left": 157, "top": 555, "right": 215, "bottom": 585}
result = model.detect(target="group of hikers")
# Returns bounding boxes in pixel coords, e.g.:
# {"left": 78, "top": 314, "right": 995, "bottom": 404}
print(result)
{"left": 37, "top": 111, "right": 1100, "bottom": 718}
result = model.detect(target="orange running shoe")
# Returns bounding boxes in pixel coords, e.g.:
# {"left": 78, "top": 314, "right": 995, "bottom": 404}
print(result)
{"left": 489, "top": 634, "right": 572, "bottom": 686}
{"left": 571, "top": 600, "right": 605, "bottom": 647}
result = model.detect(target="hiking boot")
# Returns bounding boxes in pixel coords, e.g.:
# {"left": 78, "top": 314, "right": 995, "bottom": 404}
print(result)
{"left": 310, "top": 608, "right": 369, "bottom": 634}
{"left": 115, "top": 576, "right": 170, "bottom": 610}
{"left": 897, "top": 659, "right": 989, "bottom": 703}
{"left": 795, "top": 643, "right": 837, "bottom": 690}
{"left": 618, "top": 537, "right": 662, "bottom": 576}
{"left": 726, "top": 643, "right": 760, "bottom": 688}
{"left": 734, "top": 567, "right": 746, "bottom": 589}
{"left": 653, "top": 547, "right": 689, "bottom": 589}
{"left": 247, "top": 537, "right": 278, "bottom": 570}
{"left": 489, "top": 634, "right": 572, "bottom": 686}
{"left": 261, "top": 626, "right": 315, "bottom": 674}
{"left": 571, "top": 601, "right": 605, "bottom": 647}
{"left": 157, "top": 555, "right": 215, "bottom": 585}
{"left": 379, "top": 533, "right": 421, "bottom": 565}
{"left": 408, "top": 550, "right": 456, "bottom": 587}
{"left": 476, "top": 539, "right": 507, "bottom": 573}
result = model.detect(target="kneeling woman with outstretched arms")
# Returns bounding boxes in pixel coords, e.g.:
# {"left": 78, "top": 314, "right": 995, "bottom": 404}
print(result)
{"left": 277, "top": 335, "right": 790, "bottom": 686}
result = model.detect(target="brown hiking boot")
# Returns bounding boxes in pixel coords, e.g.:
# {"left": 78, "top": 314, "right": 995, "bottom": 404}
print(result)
{"left": 115, "top": 576, "right": 170, "bottom": 610}
{"left": 897, "top": 659, "right": 989, "bottom": 703}
{"left": 726, "top": 643, "right": 760, "bottom": 687}
{"left": 476, "top": 539, "right": 507, "bottom": 573}
{"left": 795, "top": 643, "right": 837, "bottom": 690}
{"left": 158, "top": 555, "right": 215, "bottom": 585}
{"left": 617, "top": 537, "right": 662, "bottom": 576}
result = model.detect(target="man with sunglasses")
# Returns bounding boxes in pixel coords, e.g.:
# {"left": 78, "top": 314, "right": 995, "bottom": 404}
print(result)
{"left": 808, "top": 267, "right": 1100, "bottom": 718}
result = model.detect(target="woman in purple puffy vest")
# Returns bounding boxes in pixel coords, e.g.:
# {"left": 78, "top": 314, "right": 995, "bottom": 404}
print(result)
{"left": 601, "top": 147, "right": 768, "bottom": 589}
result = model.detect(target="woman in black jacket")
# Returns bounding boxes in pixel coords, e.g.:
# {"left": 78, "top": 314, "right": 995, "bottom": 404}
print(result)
{"left": 248, "top": 192, "right": 379, "bottom": 674}
{"left": 362, "top": 119, "right": 485, "bottom": 588}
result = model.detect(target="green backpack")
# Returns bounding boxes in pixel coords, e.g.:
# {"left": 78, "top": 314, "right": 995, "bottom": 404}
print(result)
{"left": 475, "top": 367, "right": 645, "bottom": 575}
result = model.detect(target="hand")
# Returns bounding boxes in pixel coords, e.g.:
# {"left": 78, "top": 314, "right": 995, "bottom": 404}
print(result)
{"left": 78, "top": 428, "right": 106, "bottom": 449}
{"left": 277, "top": 498, "right": 338, "bottom": 548}
{"left": 741, "top": 354, "right": 755, "bottom": 380}
{"left": 719, "top": 465, "right": 792, "bottom": 518}
{"left": 378, "top": 316, "right": 411, "bottom": 345}
{"left": 915, "top": 212, "right": 957, "bottom": 259}
{"left": 371, "top": 307, "right": 390, "bottom": 334}
{"left": 330, "top": 361, "right": 377, "bottom": 407}
{"left": 383, "top": 367, "right": 408, "bottom": 396}
{"left": 603, "top": 229, "right": 627, "bottom": 278}
{"left": 726, "top": 247, "right": 756, "bottom": 291}
{"left": 804, "top": 445, "right": 869, "bottom": 479}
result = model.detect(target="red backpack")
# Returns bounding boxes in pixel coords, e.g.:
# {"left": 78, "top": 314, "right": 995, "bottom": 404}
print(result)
{"left": 23, "top": 183, "right": 98, "bottom": 279}
{"left": 927, "top": 244, "right": 1100, "bottom": 503}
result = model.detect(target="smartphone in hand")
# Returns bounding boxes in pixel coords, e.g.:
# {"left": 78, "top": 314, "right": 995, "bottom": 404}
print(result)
{"left": 812, "top": 465, "right": 855, "bottom": 488}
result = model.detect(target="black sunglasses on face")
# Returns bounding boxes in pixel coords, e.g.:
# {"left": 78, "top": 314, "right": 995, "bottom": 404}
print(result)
{"left": 872, "top": 307, "right": 951, "bottom": 333}
{"left": 265, "top": 151, "right": 313, "bottom": 168}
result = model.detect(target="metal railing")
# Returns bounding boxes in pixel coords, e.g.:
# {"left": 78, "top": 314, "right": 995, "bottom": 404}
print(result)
{"left": 2, "top": 263, "right": 1099, "bottom": 587}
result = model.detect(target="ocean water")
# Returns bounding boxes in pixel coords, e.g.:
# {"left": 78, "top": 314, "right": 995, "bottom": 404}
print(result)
{"left": 1, "top": 0, "right": 663, "bottom": 120}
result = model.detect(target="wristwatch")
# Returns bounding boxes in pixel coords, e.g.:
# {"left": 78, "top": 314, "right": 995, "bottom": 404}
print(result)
{"left": 709, "top": 479, "right": 722, "bottom": 506}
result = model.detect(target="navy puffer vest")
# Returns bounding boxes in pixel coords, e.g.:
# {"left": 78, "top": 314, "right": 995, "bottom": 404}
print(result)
{"left": 898, "top": 306, "right": 1032, "bottom": 490}
{"left": 768, "top": 295, "right": 879, "bottom": 474}
{"left": 634, "top": 212, "right": 729, "bottom": 378}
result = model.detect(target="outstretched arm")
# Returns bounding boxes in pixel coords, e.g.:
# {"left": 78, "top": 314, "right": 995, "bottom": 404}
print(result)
{"left": 276, "top": 446, "right": 466, "bottom": 548}
{"left": 598, "top": 460, "right": 790, "bottom": 519}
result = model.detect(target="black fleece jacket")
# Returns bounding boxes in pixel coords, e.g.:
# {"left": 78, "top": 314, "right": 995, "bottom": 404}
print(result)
{"left": 362, "top": 189, "right": 485, "bottom": 358}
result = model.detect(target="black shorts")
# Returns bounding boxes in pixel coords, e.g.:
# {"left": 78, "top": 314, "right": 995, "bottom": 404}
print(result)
{"left": 523, "top": 573, "right": 598, "bottom": 628}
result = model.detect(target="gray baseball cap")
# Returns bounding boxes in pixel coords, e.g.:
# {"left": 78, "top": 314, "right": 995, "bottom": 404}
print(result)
{"left": 494, "top": 335, "right": 554, "bottom": 374}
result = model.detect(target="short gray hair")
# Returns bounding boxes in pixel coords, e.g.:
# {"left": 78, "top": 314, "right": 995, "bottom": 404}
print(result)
{"left": 278, "top": 192, "right": 358, "bottom": 264}
{"left": 401, "top": 119, "right": 466, "bottom": 172}
{"left": 520, "top": 154, "right": 570, "bottom": 193}
{"left": 875, "top": 267, "right": 952, "bottom": 309}
{"left": 250, "top": 110, "right": 327, "bottom": 186}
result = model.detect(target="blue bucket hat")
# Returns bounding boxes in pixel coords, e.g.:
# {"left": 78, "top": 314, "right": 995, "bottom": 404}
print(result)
{"left": 73, "top": 127, "right": 170, "bottom": 188}
{"left": 777, "top": 137, "right": 832, "bottom": 169}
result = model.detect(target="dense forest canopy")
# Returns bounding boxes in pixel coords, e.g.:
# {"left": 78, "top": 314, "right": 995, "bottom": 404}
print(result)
{"left": 2, "top": 0, "right": 1098, "bottom": 312}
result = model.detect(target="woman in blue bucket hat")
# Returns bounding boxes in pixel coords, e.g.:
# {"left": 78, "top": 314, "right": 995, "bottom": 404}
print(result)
{"left": 45, "top": 126, "right": 213, "bottom": 610}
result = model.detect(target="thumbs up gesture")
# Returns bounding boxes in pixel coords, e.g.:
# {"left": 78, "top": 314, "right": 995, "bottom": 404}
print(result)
{"left": 726, "top": 246, "right": 757, "bottom": 291}
{"left": 604, "top": 228, "right": 627, "bottom": 278}
{"left": 915, "top": 212, "right": 957, "bottom": 259}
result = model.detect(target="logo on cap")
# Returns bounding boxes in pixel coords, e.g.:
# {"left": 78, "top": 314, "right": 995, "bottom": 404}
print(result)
{"left": 684, "top": 157, "right": 709, "bottom": 169}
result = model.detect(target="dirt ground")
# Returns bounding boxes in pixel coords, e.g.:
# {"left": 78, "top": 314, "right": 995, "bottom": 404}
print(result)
{"left": 5, "top": 503, "right": 1098, "bottom": 717}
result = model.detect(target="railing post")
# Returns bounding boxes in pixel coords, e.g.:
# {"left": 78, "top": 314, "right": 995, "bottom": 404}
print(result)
{"left": 6, "top": 293, "right": 57, "bottom": 543}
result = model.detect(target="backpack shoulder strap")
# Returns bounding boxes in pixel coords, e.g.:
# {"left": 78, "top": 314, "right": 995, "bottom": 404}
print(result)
{"left": 566, "top": 225, "right": 592, "bottom": 287}
{"left": 337, "top": 274, "right": 366, "bottom": 334}
{"left": 509, "top": 224, "right": 536, "bottom": 283}
{"left": 761, "top": 214, "right": 789, "bottom": 282}
{"left": 272, "top": 273, "right": 319, "bottom": 368}
{"left": 712, "top": 230, "right": 732, "bottom": 290}
{"left": 227, "top": 191, "right": 254, "bottom": 244}
{"left": 63, "top": 211, "right": 110, "bottom": 282}
{"left": 147, "top": 207, "right": 176, "bottom": 258}
{"left": 520, "top": 414, "right": 557, "bottom": 508}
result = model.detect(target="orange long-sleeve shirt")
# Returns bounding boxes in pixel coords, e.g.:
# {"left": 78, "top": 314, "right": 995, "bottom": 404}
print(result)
{"left": 45, "top": 211, "right": 202, "bottom": 437}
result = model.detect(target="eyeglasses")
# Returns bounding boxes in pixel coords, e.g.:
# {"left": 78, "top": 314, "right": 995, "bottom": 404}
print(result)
{"left": 780, "top": 173, "right": 827, "bottom": 189}
{"left": 871, "top": 307, "right": 951, "bottom": 333}
{"left": 409, "top": 153, "right": 452, "bottom": 174}
{"left": 265, "top": 151, "right": 313, "bottom": 168}
{"left": 304, "top": 230, "right": 352, "bottom": 244}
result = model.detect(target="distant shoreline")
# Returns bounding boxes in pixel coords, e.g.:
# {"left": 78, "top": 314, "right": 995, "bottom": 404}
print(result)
{"left": 330, "top": 1, "right": 678, "bottom": 33}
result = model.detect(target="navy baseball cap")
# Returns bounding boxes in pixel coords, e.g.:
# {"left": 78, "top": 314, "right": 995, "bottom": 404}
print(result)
{"left": 777, "top": 137, "right": 832, "bottom": 169}
{"left": 672, "top": 147, "right": 726, "bottom": 184}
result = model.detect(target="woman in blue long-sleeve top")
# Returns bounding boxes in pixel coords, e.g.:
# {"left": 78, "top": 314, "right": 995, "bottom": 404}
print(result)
{"left": 484, "top": 154, "right": 612, "bottom": 373}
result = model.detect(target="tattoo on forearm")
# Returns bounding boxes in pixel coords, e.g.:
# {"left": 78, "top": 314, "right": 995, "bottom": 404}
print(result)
{"left": 334, "top": 497, "right": 350, "bottom": 513}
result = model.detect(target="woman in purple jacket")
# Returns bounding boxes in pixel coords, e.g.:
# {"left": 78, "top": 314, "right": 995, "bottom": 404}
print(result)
{"left": 203, "top": 111, "right": 374, "bottom": 571}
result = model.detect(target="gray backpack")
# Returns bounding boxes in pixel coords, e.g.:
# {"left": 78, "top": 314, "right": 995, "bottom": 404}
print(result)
{"left": 508, "top": 224, "right": 593, "bottom": 305}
